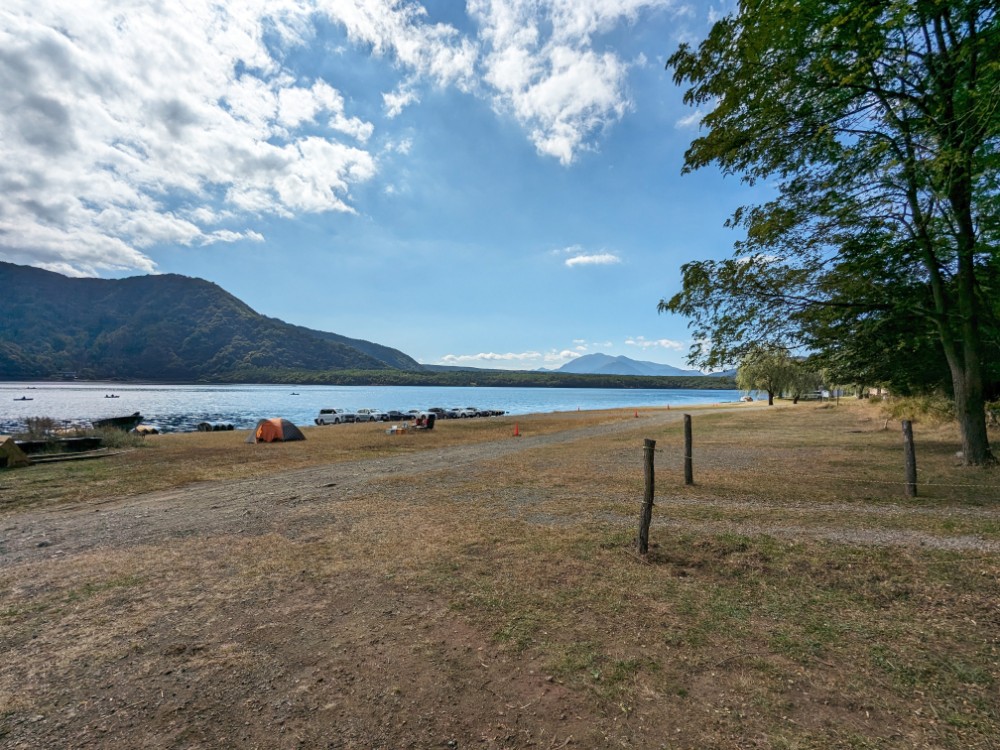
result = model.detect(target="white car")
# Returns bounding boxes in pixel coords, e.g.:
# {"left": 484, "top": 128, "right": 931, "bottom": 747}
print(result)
{"left": 355, "top": 408, "right": 386, "bottom": 422}
{"left": 314, "top": 408, "right": 357, "bottom": 425}
{"left": 452, "top": 407, "right": 478, "bottom": 418}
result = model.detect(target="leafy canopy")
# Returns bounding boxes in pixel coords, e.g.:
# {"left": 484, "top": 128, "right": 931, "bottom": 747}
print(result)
{"left": 661, "top": 0, "right": 1000, "bottom": 388}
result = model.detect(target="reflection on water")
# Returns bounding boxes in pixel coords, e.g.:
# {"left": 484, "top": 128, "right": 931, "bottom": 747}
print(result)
{"left": 0, "top": 381, "right": 741, "bottom": 434}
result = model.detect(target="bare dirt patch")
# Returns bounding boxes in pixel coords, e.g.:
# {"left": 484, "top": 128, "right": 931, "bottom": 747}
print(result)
{"left": 2, "top": 402, "right": 999, "bottom": 749}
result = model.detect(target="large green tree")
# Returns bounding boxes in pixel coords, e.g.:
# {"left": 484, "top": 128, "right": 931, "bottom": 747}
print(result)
{"left": 661, "top": 0, "right": 1000, "bottom": 465}
{"left": 736, "top": 346, "right": 798, "bottom": 405}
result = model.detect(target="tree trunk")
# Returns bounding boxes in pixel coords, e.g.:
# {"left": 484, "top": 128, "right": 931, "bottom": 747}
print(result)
{"left": 949, "top": 358, "right": 994, "bottom": 466}
{"left": 767, "top": 389, "right": 774, "bottom": 406}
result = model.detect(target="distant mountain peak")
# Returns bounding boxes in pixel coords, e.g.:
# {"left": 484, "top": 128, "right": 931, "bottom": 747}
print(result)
{"left": 556, "top": 353, "right": 703, "bottom": 377}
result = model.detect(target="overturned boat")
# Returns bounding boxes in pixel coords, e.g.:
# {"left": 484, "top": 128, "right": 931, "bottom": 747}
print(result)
{"left": 93, "top": 412, "right": 143, "bottom": 431}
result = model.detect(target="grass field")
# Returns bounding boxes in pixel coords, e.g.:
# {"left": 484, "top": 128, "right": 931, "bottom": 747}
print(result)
{"left": 2, "top": 400, "right": 998, "bottom": 748}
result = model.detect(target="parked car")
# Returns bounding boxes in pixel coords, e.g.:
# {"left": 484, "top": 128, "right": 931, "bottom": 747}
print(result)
{"left": 384, "top": 410, "right": 414, "bottom": 421}
{"left": 314, "top": 408, "right": 357, "bottom": 425}
{"left": 355, "top": 408, "right": 387, "bottom": 422}
{"left": 452, "top": 407, "right": 478, "bottom": 418}
{"left": 428, "top": 407, "right": 458, "bottom": 419}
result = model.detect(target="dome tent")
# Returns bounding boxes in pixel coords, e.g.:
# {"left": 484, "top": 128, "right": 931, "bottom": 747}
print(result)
{"left": 246, "top": 418, "right": 306, "bottom": 443}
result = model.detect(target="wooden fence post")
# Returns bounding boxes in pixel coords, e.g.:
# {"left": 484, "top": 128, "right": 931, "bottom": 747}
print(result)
{"left": 684, "top": 414, "right": 694, "bottom": 486}
{"left": 902, "top": 420, "right": 917, "bottom": 497}
{"left": 637, "top": 438, "right": 655, "bottom": 555}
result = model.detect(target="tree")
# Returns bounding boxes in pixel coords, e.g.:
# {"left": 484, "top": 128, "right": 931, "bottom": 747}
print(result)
{"left": 785, "top": 361, "right": 825, "bottom": 404}
{"left": 736, "top": 346, "right": 797, "bottom": 405}
{"left": 661, "top": 0, "right": 1000, "bottom": 465}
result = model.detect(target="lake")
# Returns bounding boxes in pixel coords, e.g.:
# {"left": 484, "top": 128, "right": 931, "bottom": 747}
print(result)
{"left": 1, "top": 381, "right": 742, "bottom": 433}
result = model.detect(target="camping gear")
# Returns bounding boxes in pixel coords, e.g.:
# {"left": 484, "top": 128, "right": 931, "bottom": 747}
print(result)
{"left": 246, "top": 418, "right": 306, "bottom": 443}
{"left": 0, "top": 436, "right": 30, "bottom": 468}
{"left": 197, "top": 422, "right": 234, "bottom": 432}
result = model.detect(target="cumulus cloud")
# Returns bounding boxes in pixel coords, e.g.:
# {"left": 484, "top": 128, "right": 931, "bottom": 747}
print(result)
{"left": 469, "top": 0, "right": 672, "bottom": 164}
{"left": 1, "top": 0, "right": 674, "bottom": 275}
{"left": 565, "top": 252, "right": 621, "bottom": 267}
{"left": 0, "top": 1, "right": 390, "bottom": 275}
{"left": 625, "top": 336, "right": 685, "bottom": 351}
{"left": 383, "top": 86, "right": 421, "bottom": 118}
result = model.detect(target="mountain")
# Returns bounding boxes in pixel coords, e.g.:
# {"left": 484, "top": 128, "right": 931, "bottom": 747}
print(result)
{"left": 555, "top": 353, "right": 704, "bottom": 377}
{"left": 0, "top": 261, "right": 421, "bottom": 381}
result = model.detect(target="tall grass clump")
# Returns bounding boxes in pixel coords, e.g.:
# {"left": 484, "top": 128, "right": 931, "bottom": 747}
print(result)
{"left": 15, "top": 416, "right": 62, "bottom": 439}
{"left": 879, "top": 392, "right": 956, "bottom": 426}
{"left": 12, "top": 416, "right": 146, "bottom": 449}
{"left": 92, "top": 427, "right": 147, "bottom": 449}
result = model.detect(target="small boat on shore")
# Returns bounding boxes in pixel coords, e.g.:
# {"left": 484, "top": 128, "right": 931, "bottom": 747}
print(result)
{"left": 105, "top": 394, "right": 119, "bottom": 398}
{"left": 14, "top": 397, "right": 33, "bottom": 401}
{"left": 93, "top": 412, "right": 143, "bottom": 431}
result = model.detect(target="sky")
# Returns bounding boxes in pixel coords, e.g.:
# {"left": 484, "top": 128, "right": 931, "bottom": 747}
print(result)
{"left": 0, "top": 0, "right": 758, "bottom": 371}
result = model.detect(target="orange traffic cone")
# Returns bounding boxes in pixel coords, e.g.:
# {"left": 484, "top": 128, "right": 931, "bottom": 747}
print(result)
{"left": 513, "top": 423, "right": 520, "bottom": 437}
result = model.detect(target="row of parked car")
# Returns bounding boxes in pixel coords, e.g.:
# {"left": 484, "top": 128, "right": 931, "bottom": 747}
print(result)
{"left": 314, "top": 406, "right": 507, "bottom": 425}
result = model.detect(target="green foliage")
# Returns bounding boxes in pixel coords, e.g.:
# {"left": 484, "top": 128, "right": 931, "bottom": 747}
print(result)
{"left": 879, "top": 394, "right": 957, "bottom": 427}
{"left": 0, "top": 262, "right": 419, "bottom": 381}
{"left": 663, "top": 0, "right": 1000, "bottom": 463}
{"left": 208, "top": 367, "right": 737, "bottom": 390}
{"left": 91, "top": 427, "right": 147, "bottom": 450}
{"left": 736, "top": 346, "right": 798, "bottom": 404}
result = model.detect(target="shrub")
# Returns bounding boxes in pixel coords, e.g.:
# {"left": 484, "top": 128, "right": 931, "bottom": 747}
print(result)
{"left": 879, "top": 393, "right": 955, "bottom": 426}
{"left": 17, "top": 416, "right": 61, "bottom": 439}
{"left": 93, "top": 427, "right": 147, "bottom": 449}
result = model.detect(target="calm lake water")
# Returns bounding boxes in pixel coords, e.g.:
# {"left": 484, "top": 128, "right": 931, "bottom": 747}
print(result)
{"left": 1, "top": 381, "right": 742, "bottom": 433}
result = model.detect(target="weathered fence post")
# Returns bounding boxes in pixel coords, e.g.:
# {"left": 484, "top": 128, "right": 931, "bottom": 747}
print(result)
{"left": 902, "top": 420, "right": 917, "bottom": 497}
{"left": 637, "top": 438, "right": 656, "bottom": 555}
{"left": 684, "top": 414, "right": 694, "bottom": 486}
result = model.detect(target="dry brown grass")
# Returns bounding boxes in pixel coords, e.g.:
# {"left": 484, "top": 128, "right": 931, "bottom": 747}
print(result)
{"left": 3, "top": 400, "right": 1000, "bottom": 749}
{"left": 0, "top": 409, "right": 628, "bottom": 513}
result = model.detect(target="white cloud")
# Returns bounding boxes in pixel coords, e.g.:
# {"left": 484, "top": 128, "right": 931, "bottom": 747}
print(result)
{"left": 565, "top": 252, "right": 621, "bottom": 267}
{"left": 625, "top": 336, "right": 685, "bottom": 351}
{"left": 440, "top": 347, "right": 581, "bottom": 369}
{"left": 441, "top": 351, "right": 542, "bottom": 364}
{"left": 0, "top": 0, "right": 386, "bottom": 275}
{"left": 383, "top": 86, "right": 421, "bottom": 118}
{"left": 326, "top": 0, "right": 478, "bottom": 90}
{"left": 675, "top": 108, "right": 706, "bottom": 129}
{"left": 201, "top": 230, "right": 265, "bottom": 245}
{"left": 0, "top": 0, "right": 677, "bottom": 275}
{"left": 469, "top": 0, "right": 673, "bottom": 164}
{"left": 544, "top": 350, "right": 581, "bottom": 363}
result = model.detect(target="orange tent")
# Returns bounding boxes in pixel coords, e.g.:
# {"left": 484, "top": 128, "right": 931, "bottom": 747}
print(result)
{"left": 245, "top": 418, "right": 306, "bottom": 443}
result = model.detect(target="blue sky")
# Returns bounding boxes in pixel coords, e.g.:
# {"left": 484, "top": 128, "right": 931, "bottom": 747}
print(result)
{"left": 0, "top": 0, "right": 755, "bottom": 370}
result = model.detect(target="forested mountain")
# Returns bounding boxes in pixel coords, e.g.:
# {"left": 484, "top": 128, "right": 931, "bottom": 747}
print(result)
{"left": 0, "top": 262, "right": 421, "bottom": 381}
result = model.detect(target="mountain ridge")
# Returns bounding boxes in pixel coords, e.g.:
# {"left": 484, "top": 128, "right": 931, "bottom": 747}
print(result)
{"left": 554, "top": 353, "right": 704, "bottom": 377}
{"left": 0, "top": 261, "right": 420, "bottom": 381}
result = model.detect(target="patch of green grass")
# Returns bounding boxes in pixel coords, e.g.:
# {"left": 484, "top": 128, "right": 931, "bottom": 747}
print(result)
{"left": 494, "top": 612, "right": 541, "bottom": 651}
{"left": 64, "top": 574, "right": 144, "bottom": 604}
